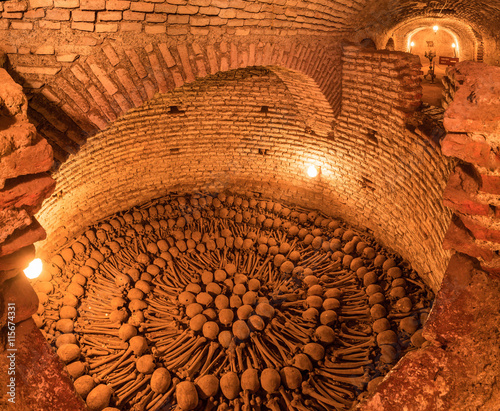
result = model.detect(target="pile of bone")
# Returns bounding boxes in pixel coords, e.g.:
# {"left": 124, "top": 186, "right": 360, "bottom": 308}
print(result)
{"left": 31, "top": 192, "right": 433, "bottom": 410}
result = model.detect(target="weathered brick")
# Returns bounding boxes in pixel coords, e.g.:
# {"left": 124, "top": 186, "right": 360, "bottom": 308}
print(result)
{"left": 199, "top": 6, "right": 220, "bottom": 15}
{"left": 123, "top": 10, "right": 144, "bottom": 20}
{"left": 177, "top": 4, "right": 198, "bottom": 14}
{"left": 154, "top": 3, "right": 176, "bottom": 13}
{"left": 97, "top": 10, "right": 121, "bottom": 20}
{"left": 46, "top": 8, "right": 70, "bottom": 20}
{"left": 2, "top": 11, "right": 23, "bottom": 18}
{"left": 106, "top": 0, "right": 129, "bottom": 10}
{"left": 167, "top": 14, "right": 189, "bottom": 24}
{"left": 80, "top": 0, "right": 104, "bottom": 10}
{"left": 29, "top": 0, "right": 52, "bottom": 7}
{"left": 24, "top": 8, "right": 45, "bottom": 18}
{"left": 145, "top": 13, "right": 166, "bottom": 22}
{"left": 167, "top": 25, "right": 189, "bottom": 35}
{"left": 34, "top": 45, "right": 55, "bottom": 54}
{"left": 16, "top": 65, "right": 61, "bottom": 75}
{"left": 144, "top": 24, "right": 165, "bottom": 34}
{"left": 54, "top": 0, "right": 79, "bottom": 8}
{"left": 56, "top": 53, "right": 79, "bottom": 62}
{"left": 130, "top": 1, "right": 153, "bottom": 12}
{"left": 115, "top": 68, "right": 142, "bottom": 106}
{"left": 125, "top": 49, "right": 147, "bottom": 78}
{"left": 39, "top": 20, "right": 61, "bottom": 29}
{"left": 4, "top": 1, "right": 28, "bottom": 12}
{"left": 71, "top": 21, "right": 94, "bottom": 31}
{"left": 89, "top": 63, "right": 118, "bottom": 94}
{"left": 189, "top": 16, "right": 209, "bottom": 26}
{"left": 95, "top": 22, "right": 118, "bottom": 32}
{"left": 218, "top": 8, "right": 236, "bottom": 18}
{"left": 72, "top": 9, "right": 95, "bottom": 21}
{"left": 120, "top": 21, "right": 142, "bottom": 31}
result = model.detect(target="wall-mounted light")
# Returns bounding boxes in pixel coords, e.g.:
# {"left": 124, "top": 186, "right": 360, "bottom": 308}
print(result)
{"left": 24, "top": 258, "right": 43, "bottom": 280}
{"left": 433, "top": 25, "right": 439, "bottom": 33}
{"left": 410, "top": 41, "right": 415, "bottom": 53}
{"left": 452, "top": 43, "right": 457, "bottom": 57}
{"left": 307, "top": 165, "right": 319, "bottom": 178}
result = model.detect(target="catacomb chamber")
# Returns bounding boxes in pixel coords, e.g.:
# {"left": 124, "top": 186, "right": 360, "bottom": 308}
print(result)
{"left": 35, "top": 192, "right": 434, "bottom": 410}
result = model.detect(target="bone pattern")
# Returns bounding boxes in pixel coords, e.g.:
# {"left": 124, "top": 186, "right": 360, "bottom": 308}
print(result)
{"left": 34, "top": 192, "right": 434, "bottom": 410}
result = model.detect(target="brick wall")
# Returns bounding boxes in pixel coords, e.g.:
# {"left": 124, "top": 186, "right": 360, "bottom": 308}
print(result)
{"left": 37, "top": 46, "right": 454, "bottom": 293}
{"left": 333, "top": 44, "right": 454, "bottom": 291}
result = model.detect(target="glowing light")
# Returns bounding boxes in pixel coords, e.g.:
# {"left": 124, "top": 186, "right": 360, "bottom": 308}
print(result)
{"left": 24, "top": 258, "right": 43, "bottom": 279}
{"left": 452, "top": 43, "right": 456, "bottom": 48}
{"left": 410, "top": 42, "right": 415, "bottom": 47}
{"left": 307, "top": 165, "right": 319, "bottom": 178}
{"left": 433, "top": 25, "right": 439, "bottom": 32}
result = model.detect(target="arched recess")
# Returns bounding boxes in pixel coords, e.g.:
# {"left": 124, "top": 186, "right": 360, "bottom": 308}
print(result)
{"left": 23, "top": 39, "right": 342, "bottom": 166}
{"left": 383, "top": 17, "right": 481, "bottom": 64}
{"left": 36, "top": 66, "right": 337, "bottom": 255}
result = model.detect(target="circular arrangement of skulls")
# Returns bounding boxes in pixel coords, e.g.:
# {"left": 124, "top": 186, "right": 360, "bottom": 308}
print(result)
{"left": 34, "top": 193, "right": 434, "bottom": 411}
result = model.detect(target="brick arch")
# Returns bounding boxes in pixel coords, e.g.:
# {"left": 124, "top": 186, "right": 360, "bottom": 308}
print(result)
{"left": 29, "top": 39, "right": 341, "bottom": 164}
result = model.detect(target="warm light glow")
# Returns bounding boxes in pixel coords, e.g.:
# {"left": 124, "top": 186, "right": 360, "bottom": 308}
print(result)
{"left": 307, "top": 165, "right": 319, "bottom": 178}
{"left": 410, "top": 42, "right": 415, "bottom": 47}
{"left": 452, "top": 43, "right": 456, "bottom": 48}
{"left": 433, "top": 25, "right": 439, "bottom": 32}
{"left": 24, "top": 258, "right": 43, "bottom": 279}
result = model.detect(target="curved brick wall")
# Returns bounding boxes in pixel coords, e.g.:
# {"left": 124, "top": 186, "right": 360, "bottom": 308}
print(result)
{"left": 37, "top": 48, "right": 454, "bottom": 292}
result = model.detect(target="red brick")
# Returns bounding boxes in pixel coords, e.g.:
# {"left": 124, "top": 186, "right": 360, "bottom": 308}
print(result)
{"left": 97, "top": 10, "right": 121, "bottom": 20}
{"left": 167, "top": 14, "right": 188, "bottom": 24}
{"left": 4, "top": 1, "right": 28, "bottom": 12}
{"left": 106, "top": 0, "right": 129, "bottom": 10}
{"left": 0, "top": 220, "right": 46, "bottom": 257}
{"left": 123, "top": 10, "right": 144, "bottom": 20}
{"left": 80, "top": 0, "right": 104, "bottom": 10}
{"left": 130, "top": 1, "right": 153, "bottom": 12}
{"left": 191, "top": 15, "right": 210, "bottom": 26}
{"left": 177, "top": 43, "right": 195, "bottom": 83}
{"left": 10, "top": 21, "right": 33, "bottom": 29}
{"left": 24, "top": 8, "right": 45, "bottom": 18}
{"left": 167, "top": 26, "right": 189, "bottom": 35}
{"left": 154, "top": 3, "right": 176, "bottom": 13}
{"left": 95, "top": 22, "right": 118, "bottom": 32}
{"left": 115, "top": 68, "right": 142, "bottom": 106}
{"left": 441, "top": 133, "right": 500, "bottom": 169}
{"left": 56, "top": 78, "right": 90, "bottom": 111}
{"left": 70, "top": 64, "right": 91, "bottom": 84}
{"left": 147, "top": 52, "right": 168, "bottom": 93}
{"left": 2, "top": 11, "right": 23, "bottom": 18}
{"left": 39, "top": 20, "right": 60, "bottom": 29}
{"left": 103, "top": 44, "right": 120, "bottom": 66}
{"left": 158, "top": 43, "right": 175, "bottom": 67}
{"left": 54, "top": 0, "right": 79, "bottom": 8}
{"left": 145, "top": 13, "right": 165, "bottom": 22}
{"left": 178, "top": 4, "right": 198, "bottom": 14}
{"left": 460, "top": 215, "right": 500, "bottom": 244}
{"left": 144, "top": 25, "right": 165, "bottom": 34}
{"left": 89, "top": 63, "right": 118, "bottom": 94}
{"left": 442, "top": 216, "right": 494, "bottom": 261}
{"left": 45, "top": 8, "right": 70, "bottom": 20}
{"left": 72, "top": 9, "right": 95, "bottom": 21}
{"left": 480, "top": 175, "right": 500, "bottom": 195}
{"left": 87, "top": 85, "right": 117, "bottom": 121}
{"left": 120, "top": 21, "right": 141, "bottom": 31}
{"left": 29, "top": 0, "right": 52, "bottom": 7}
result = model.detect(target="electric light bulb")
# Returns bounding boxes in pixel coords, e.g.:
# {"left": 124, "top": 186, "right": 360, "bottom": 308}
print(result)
{"left": 433, "top": 25, "right": 439, "bottom": 32}
{"left": 410, "top": 42, "right": 415, "bottom": 47}
{"left": 452, "top": 43, "right": 456, "bottom": 48}
{"left": 24, "top": 258, "right": 43, "bottom": 279}
{"left": 307, "top": 165, "right": 319, "bottom": 178}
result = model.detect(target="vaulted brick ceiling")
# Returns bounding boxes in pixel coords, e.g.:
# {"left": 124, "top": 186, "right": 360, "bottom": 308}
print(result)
{"left": 1, "top": 0, "right": 499, "bottom": 167}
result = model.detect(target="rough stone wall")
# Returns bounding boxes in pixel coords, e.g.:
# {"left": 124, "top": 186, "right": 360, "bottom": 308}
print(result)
{"left": 359, "top": 59, "right": 500, "bottom": 411}
{"left": 333, "top": 44, "right": 453, "bottom": 291}
{"left": 441, "top": 61, "right": 500, "bottom": 273}
{"left": 0, "top": 64, "right": 84, "bottom": 410}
